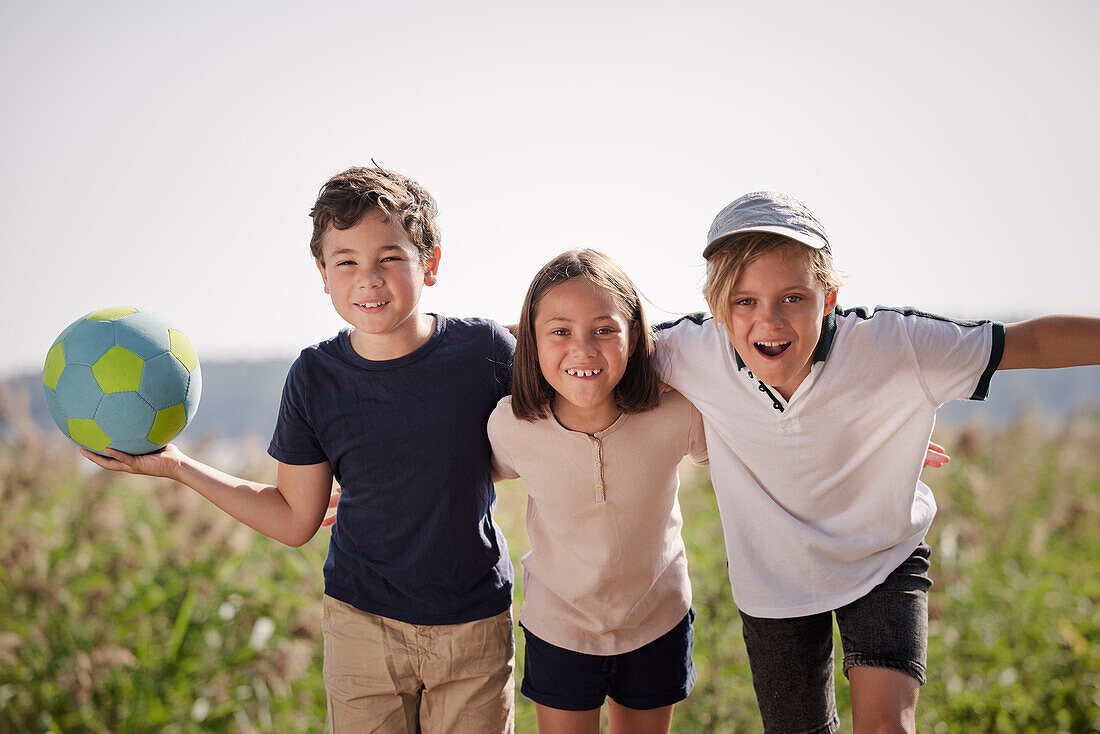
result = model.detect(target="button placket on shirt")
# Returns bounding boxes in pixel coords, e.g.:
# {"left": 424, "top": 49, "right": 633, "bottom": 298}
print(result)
{"left": 746, "top": 369, "right": 786, "bottom": 416}
{"left": 745, "top": 369, "right": 806, "bottom": 432}
{"left": 591, "top": 437, "right": 607, "bottom": 503}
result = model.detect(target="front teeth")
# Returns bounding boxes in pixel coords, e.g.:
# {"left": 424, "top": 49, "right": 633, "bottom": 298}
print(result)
{"left": 357, "top": 301, "right": 387, "bottom": 308}
{"left": 566, "top": 368, "right": 602, "bottom": 377}
{"left": 755, "top": 341, "right": 790, "bottom": 347}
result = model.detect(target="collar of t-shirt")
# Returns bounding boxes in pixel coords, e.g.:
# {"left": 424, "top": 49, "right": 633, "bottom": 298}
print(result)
{"left": 729, "top": 308, "right": 838, "bottom": 412}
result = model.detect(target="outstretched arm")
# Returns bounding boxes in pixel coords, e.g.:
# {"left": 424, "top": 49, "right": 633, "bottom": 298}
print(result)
{"left": 80, "top": 445, "right": 333, "bottom": 547}
{"left": 999, "top": 315, "right": 1100, "bottom": 370}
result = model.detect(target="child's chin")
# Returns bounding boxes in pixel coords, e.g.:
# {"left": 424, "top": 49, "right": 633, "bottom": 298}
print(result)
{"left": 746, "top": 361, "right": 792, "bottom": 385}
{"left": 746, "top": 355, "right": 783, "bottom": 374}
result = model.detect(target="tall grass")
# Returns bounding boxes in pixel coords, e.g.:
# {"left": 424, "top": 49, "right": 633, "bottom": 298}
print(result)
{"left": 0, "top": 385, "right": 327, "bottom": 733}
{"left": 1, "top": 391, "right": 1097, "bottom": 731}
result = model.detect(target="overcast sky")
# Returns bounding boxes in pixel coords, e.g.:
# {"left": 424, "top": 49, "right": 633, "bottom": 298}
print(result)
{"left": 3, "top": 0, "right": 1098, "bottom": 377}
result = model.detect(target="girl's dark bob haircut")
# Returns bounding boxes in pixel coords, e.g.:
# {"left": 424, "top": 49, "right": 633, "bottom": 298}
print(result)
{"left": 511, "top": 249, "right": 660, "bottom": 421}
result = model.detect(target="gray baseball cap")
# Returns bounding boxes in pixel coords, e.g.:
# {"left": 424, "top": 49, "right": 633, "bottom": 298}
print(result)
{"left": 704, "top": 191, "right": 830, "bottom": 259}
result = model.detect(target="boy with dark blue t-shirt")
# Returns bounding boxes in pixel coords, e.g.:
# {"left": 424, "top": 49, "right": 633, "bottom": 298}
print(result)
{"left": 272, "top": 317, "right": 514, "bottom": 625}
{"left": 83, "top": 166, "right": 517, "bottom": 733}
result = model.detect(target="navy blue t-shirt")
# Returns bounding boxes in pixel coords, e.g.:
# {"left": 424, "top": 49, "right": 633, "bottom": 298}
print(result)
{"left": 268, "top": 315, "right": 515, "bottom": 625}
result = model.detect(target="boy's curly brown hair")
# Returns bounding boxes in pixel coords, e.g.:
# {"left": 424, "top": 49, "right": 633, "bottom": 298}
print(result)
{"left": 309, "top": 166, "right": 439, "bottom": 266}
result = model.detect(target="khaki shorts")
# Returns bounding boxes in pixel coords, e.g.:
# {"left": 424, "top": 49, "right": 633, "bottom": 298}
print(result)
{"left": 322, "top": 595, "right": 515, "bottom": 734}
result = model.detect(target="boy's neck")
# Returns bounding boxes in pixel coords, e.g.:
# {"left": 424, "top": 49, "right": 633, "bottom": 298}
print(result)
{"left": 350, "top": 313, "right": 437, "bottom": 361}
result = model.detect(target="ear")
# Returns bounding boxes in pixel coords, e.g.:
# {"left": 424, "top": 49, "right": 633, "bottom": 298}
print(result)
{"left": 823, "top": 290, "right": 837, "bottom": 316}
{"left": 423, "top": 246, "right": 442, "bottom": 287}
{"left": 315, "top": 258, "right": 330, "bottom": 295}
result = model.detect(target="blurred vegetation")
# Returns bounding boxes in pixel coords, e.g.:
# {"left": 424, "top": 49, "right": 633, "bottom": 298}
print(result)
{"left": 1, "top": 381, "right": 1098, "bottom": 732}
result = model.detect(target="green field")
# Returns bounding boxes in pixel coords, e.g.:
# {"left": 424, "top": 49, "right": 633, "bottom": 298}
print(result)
{"left": 1, "top": 409, "right": 1097, "bottom": 733}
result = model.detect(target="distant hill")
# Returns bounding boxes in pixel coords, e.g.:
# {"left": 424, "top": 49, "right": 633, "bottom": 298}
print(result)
{"left": 4, "top": 360, "right": 293, "bottom": 448}
{"left": 937, "top": 364, "right": 1100, "bottom": 425}
{"left": 4, "top": 360, "right": 1099, "bottom": 448}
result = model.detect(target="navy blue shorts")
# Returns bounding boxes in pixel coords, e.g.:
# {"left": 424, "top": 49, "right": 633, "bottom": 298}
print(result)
{"left": 519, "top": 609, "right": 696, "bottom": 711}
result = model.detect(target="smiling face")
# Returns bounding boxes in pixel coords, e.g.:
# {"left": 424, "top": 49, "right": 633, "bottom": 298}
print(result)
{"left": 534, "top": 277, "right": 639, "bottom": 433}
{"left": 315, "top": 208, "right": 440, "bottom": 360}
{"left": 718, "top": 245, "right": 837, "bottom": 400}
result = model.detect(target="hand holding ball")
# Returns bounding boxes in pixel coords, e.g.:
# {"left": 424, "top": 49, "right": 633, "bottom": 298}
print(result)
{"left": 42, "top": 307, "right": 201, "bottom": 455}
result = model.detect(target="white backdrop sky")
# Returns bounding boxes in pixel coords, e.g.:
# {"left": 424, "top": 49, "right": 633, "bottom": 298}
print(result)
{"left": 3, "top": 1, "right": 1098, "bottom": 377}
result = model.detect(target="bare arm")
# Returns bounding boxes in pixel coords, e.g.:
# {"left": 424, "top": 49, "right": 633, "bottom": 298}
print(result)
{"left": 80, "top": 444, "right": 333, "bottom": 547}
{"left": 999, "top": 315, "right": 1100, "bottom": 370}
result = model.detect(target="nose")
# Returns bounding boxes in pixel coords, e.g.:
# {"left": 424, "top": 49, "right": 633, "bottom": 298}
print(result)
{"left": 572, "top": 334, "right": 598, "bottom": 356}
{"left": 758, "top": 301, "right": 786, "bottom": 327}
{"left": 358, "top": 265, "right": 384, "bottom": 288}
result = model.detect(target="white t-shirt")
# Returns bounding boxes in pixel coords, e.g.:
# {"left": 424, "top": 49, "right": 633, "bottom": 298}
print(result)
{"left": 656, "top": 306, "right": 1004, "bottom": 618}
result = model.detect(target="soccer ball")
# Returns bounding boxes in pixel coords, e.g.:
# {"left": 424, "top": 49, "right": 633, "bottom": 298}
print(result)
{"left": 42, "top": 306, "right": 202, "bottom": 455}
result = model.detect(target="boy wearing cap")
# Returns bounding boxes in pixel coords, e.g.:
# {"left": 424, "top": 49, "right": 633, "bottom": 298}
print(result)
{"left": 656, "top": 192, "right": 1100, "bottom": 734}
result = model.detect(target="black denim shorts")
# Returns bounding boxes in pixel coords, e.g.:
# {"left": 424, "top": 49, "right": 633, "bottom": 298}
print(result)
{"left": 519, "top": 609, "right": 696, "bottom": 712}
{"left": 738, "top": 543, "right": 932, "bottom": 734}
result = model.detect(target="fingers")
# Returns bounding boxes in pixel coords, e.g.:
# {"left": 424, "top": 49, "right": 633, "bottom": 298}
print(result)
{"left": 321, "top": 486, "right": 341, "bottom": 528}
{"left": 79, "top": 447, "right": 137, "bottom": 473}
{"left": 921, "top": 440, "right": 951, "bottom": 469}
{"left": 922, "top": 449, "right": 950, "bottom": 468}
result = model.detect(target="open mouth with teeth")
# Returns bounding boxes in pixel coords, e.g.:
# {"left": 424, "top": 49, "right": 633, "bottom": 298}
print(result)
{"left": 355, "top": 301, "right": 389, "bottom": 310}
{"left": 566, "top": 368, "right": 603, "bottom": 377}
{"left": 755, "top": 340, "right": 791, "bottom": 357}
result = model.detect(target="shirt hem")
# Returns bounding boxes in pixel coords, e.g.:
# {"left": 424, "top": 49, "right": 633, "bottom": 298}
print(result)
{"left": 518, "top": 598, "right": 691, "bottom": 656}
{"left": 730, "top": 535, "right": 927, "bottom": 619}
{"left": 267, "top": 446, "right": 327, "bottom": 465}
{"left": 324, "top": 585, "right": 512, "bottom": 626}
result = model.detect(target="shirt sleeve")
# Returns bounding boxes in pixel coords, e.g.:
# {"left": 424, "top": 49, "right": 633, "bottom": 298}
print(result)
{"left": 654, "top": 324, "right": 683, "bottom": 390}
{"left": 903, "top": 313, "right": 1005, "bottom": 405}
{"left": 267, "top": 356, "right": 327, "bottom": 465}
{"left": 490, "top": 320, "right": 516, "bottom": 400}
{"left": 654, "top": 314, "right": 713, "bottom": 392}
{"left": 486, "top": 402, "right": 520, "bottom": 480}
{"left": 686, "top": 401, "right": 709, "bottom": 466}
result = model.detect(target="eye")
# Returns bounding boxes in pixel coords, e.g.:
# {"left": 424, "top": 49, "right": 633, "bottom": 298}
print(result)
{"left": 783, "top": 294, "right": 804, "bottom": 304}
{"left": 550, "top": 328, "right": 570, "bottom": 337}
{"left": 336, "top": 259, "right": 356, "bottom": 267}
{"left": 380, "top": 256, "right": 403, "bottom": 263}
{"left": 733, "top": 298, "right": 754, "bottom": 307}
{"left": 594, "top": 327, "right": 617, "bottom": 336}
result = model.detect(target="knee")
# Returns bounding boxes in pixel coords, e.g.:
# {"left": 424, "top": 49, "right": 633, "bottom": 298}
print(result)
{"left": 853, "top": 720, "right": 915, "bottom": 734}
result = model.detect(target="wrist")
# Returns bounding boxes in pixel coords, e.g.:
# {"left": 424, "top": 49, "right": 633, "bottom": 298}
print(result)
{"left": 166, "top": 451, "right": 195, "bottom": 482}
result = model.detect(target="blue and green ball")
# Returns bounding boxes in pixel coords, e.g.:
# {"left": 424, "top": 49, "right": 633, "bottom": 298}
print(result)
{"left": 42, "top": 307, "right": 201, "bottom": 455}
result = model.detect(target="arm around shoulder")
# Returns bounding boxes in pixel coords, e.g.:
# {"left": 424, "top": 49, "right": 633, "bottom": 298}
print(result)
{"left": 486, "top": 400, "right": 520, "bottom": 482}
{"left": 677, "top": 393, "right": 709, "bottom": 466}
{"left": 999, "top": 315, "right": 1100, "bottom": 370}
